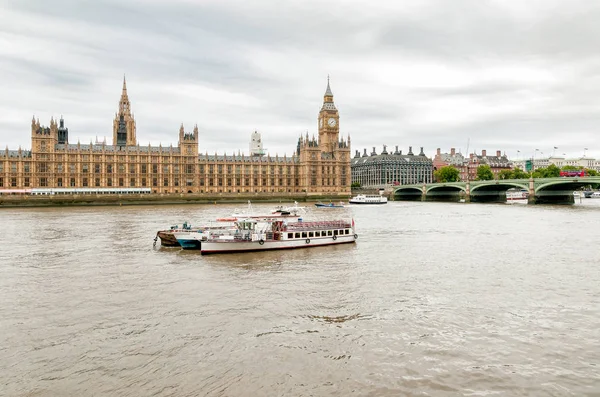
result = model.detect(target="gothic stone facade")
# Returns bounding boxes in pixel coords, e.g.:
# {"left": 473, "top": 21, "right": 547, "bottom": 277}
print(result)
{"left": 0, "top": 79, "right": 351, "bottom": 195}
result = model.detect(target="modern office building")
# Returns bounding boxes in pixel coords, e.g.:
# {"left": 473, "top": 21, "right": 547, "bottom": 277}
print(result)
{"left": 351, "top": 145, "right": 433, "bottom": 188}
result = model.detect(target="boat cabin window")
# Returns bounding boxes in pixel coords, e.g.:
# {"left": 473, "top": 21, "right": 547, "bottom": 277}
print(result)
{"left": 315, "top": 231, "right": 320, "bottom": 237}
{"left": 345, "top": 229, "right": 350, "bottom": 235}
{"left": 302, "top": 232, "right": 307, "bottom": 238}
{"left": 295, "top": 232, "right": 300, "bottom": 239}
{"left": 308, "top": 232, "right": 314, "bottom": 238}
{"left": 333, "top": 230, "right": 338, "bottom": 236}
{"left": 287, "top": 233, "right": 293, "bottom": 239}
{"left": 327, "top": 230, "right": 332, "bottom": 236}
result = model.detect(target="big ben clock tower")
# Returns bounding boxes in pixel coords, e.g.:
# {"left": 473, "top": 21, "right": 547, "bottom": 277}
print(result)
{"left": 318, "top": 76, "right": 339, "bottom": 155}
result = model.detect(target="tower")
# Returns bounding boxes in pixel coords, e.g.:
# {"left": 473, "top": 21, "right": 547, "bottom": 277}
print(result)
{"left": 317, "top": 76, "right": 339, "bottom": 155}
{"left": 178, "top": 123, "right": 199, "bottom": 156}
{"left": 250, "top": 130, "right": 265, "bottom": 157}
{"left": 31, "top": 116, "right": 58, "bottom": 153}
{"left": 57, "top": 116, "right": 68, "bottom": 144}
{"left": 112, "top": 76, "right": 137, "bottom": 146}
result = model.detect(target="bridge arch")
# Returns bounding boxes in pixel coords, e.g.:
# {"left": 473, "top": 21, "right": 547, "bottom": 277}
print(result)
{"left": 393, "top": 187, "right": 423, "bottom": 201}
{"left": 425, "top": 184, "right": 465, "bottom": 202}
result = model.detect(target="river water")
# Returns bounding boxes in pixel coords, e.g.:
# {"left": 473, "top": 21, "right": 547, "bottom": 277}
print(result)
{"left": 1, "top": 200, "right": 599, "bottom": 396}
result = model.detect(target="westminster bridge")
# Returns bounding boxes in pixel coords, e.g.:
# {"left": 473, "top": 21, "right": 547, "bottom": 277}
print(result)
{"left": 393, "top": 177, "right": 600, "bottom": 204}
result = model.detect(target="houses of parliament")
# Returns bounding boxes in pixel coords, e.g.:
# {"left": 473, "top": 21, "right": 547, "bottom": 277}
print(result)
{"left": 0, "top": 78, "right": 351, "bottom": 196}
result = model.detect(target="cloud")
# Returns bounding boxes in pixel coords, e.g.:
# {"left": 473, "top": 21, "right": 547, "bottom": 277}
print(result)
{"left": 1, "top": 0, "right": 600, "bottom": 160}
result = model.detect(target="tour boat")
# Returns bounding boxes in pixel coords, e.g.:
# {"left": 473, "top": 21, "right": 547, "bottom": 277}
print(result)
{"left": 590, "top": 191, "right": 600, "bottom": 198}
{"left": 315, "top": 201, "right": 345, "bottom": 208}
{"left": 348, "top": 194, "right": 388, "bottom": 204}
{"left": 506, "top": 188, "right": 529, "bottom": 204}
{"left": 200, "top": 218, "right": 357, "bottom": 255}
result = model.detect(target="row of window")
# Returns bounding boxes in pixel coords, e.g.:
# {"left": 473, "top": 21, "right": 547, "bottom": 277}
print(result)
{"left": 287, "top": 229, "right": 351, "bottom": 239}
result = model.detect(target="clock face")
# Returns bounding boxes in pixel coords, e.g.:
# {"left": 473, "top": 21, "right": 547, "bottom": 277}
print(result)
{"left": 328, "top": 118, "right": 336, "bottom": 127}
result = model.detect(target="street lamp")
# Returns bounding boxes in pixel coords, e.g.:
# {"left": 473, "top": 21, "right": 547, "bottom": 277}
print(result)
{"left": 532, "top": 149, "right": 539, "bottom": 171}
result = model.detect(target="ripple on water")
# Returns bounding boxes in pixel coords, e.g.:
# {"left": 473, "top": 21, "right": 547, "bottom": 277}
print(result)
{"left": 1, "top": 202, "right": 600, "bottom": 396}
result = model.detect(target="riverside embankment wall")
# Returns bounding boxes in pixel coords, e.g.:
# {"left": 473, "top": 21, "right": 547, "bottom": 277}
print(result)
{"left": 0, "top": 192, "right": 351, "bottom": 208}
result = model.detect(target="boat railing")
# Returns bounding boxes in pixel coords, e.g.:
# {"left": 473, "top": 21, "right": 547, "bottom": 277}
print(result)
{"left": 287, "top": 220, "right": 351, "bottom": 230}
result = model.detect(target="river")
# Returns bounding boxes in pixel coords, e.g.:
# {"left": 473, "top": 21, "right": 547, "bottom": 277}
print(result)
{"left": 1, "top": 200, "right": 599, "bottom": 396}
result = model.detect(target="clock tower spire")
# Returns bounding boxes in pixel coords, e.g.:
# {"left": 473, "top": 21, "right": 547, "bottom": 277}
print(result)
{"left": 318, "top": 75, "right": 339, "bottom": 154}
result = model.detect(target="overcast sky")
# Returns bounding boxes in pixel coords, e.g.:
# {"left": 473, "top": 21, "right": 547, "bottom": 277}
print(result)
{"left": 1, "top": 0, "right": 599, "bottom": 159}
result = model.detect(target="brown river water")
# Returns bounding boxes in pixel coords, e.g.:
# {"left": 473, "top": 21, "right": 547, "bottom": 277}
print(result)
{"left": 1, "top": 200, "right": 599, "bottom": 396}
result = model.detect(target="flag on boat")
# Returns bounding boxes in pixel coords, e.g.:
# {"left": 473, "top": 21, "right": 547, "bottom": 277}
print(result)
{"left": 352, "top": 218, "right": 355, "bottom": 228}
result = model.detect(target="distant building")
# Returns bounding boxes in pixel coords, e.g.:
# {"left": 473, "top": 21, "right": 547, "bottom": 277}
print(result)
{"left": 433, "top": 148, "right": 467, "bottom": 180}
{"left": 351, "top": 145, "right": 433, "bottom": 188}
{"left": 467, "top": 150, "right": 512, "bottom": 180}
{"left": 513, "top": 156, "right": 600, "bottom": 172}
{"left": 0, "top": 77, "right": 352, "bottom": 196}
{"left": 434, "top": 148, "right": 511, "bottom": 180}
{"left": 249, "top": 130, "right": 265, "bottom": 157}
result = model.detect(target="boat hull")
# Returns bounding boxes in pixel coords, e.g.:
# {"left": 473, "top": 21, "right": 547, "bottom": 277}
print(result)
{"left": 157, "top": 231, "right": 180, "bottom": 247}
{"left": 347, "top": 201, "right": 387, "bottom": 204}
{"left": 201, "top": 234, "right": 356, "bottom": 255}
{"left": 176, "top": 238, "right": 202, "bottom": 250}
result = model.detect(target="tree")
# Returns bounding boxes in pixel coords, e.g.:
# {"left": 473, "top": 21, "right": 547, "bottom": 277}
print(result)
{"left": 545, "top": 164, "right": 561, "bottom": 177}
{"left": 476, "top": 165, "right": 494, "bottom": 180}
{"left": 585, "top": 168, "right": 598, "bottom": 176}
{"left": 512, "top": 168, "right": 530, "bottom": 179}
{"left": 562, "top": 165, "right": 583, "bottom": 171}
{"left": 434, "top": 166, "right": 460, "bottom": 182}
{"left": 350, "top": 181, "right": 361, "bottom": 188}
{"left": 498, "top": 169, "right": 513, "bottom": 180}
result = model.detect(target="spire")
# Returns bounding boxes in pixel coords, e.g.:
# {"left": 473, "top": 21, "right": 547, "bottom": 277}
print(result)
{"left": 119, "top": 75, "right": 131, "bottom": 116}
{"left": 325, "top": 74, "right": 333, "bottom": 97}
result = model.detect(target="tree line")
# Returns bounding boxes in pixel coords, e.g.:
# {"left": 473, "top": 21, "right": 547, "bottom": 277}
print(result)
{"left": 434, "top": 164, "right": 599, "bottom": 182}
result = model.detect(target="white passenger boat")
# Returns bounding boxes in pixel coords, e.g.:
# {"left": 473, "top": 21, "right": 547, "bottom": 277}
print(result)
{"left": 590, "top": 192, "right": 600, "bottom": 198}
{"left": 200, "top": 218, "right": 357, "bottom": 255}
{"left": 506, "top": 188, "right": 529, "bottom": 204}
{"left": 270, "top": 201, "right": 307, "bottom": 216}
{"left": 348, "top": 194, "right": 387, "bottom": 204}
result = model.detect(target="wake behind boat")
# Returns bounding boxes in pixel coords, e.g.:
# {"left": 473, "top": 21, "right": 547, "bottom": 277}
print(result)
{"left": 200, "top": 218, "right": 357, "bottom": 255}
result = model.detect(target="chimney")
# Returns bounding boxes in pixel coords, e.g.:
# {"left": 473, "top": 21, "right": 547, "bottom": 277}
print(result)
{"left": 496, "top": 150, "right": 501, "bottom": 157}
{"left": 419, "top": 147, "right": 425, "bottom": 156}
{"left": 371, "top": 146, "right": 377, "bottom": 156}
{"left": 482, "top": 149, "right": 487, "bottom": 157}
{"left": 437, "top": 148, "right": 441, "bottom": 155}
{"left": 394, "top": 145, "right": 400, "bottom": 155}
{"left": 381, "top": 145, "right": 388, "bottom": 155}
{"left": 451, "top": 148, "right": 455, "bottom": 156}
{"left": 408, "top": 146, "right": 413, "bottom": 155}
{"left": 362, "top": 148, "right": 368, "bottom": 157}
